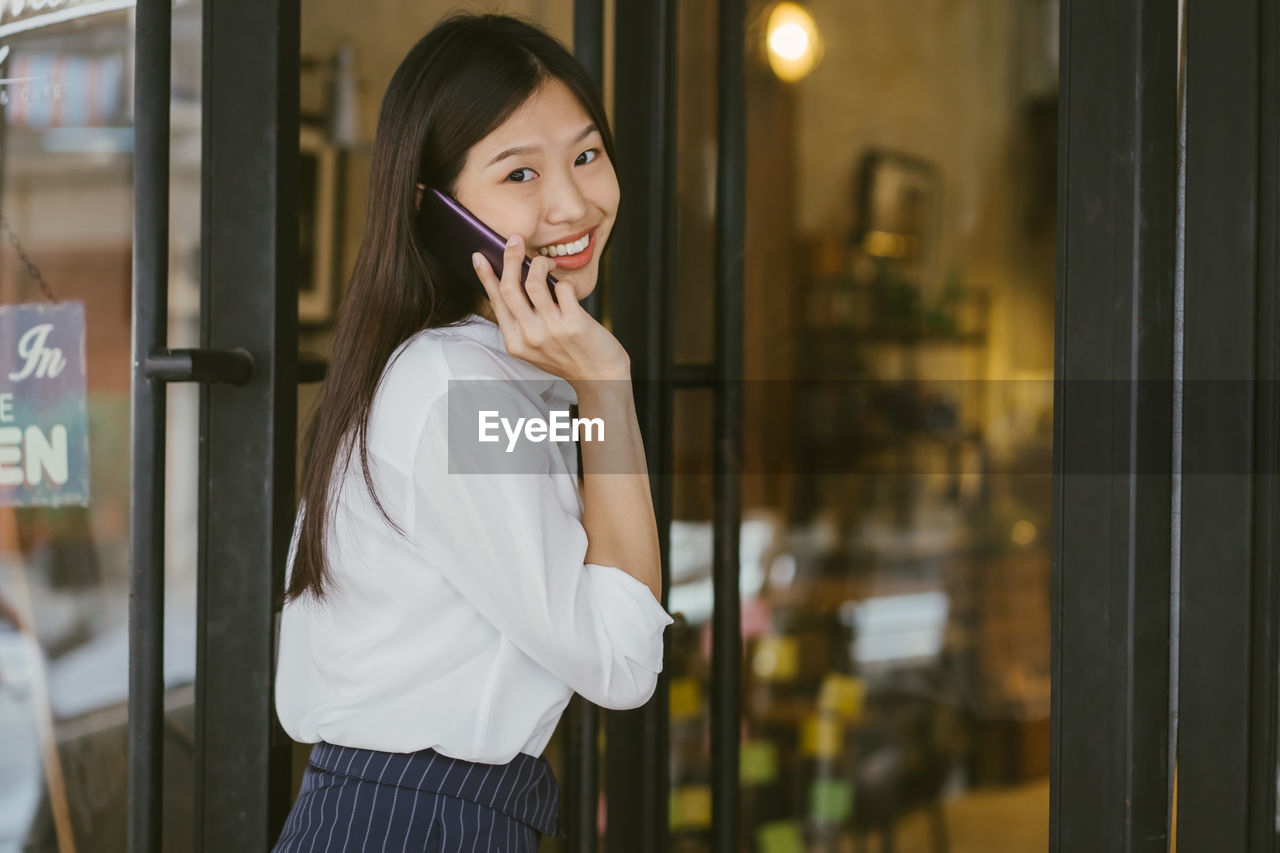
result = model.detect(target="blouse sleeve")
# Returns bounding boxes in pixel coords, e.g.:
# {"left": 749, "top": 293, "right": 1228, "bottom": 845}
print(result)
{"left": 408, "top": 381, "right": 673, "bottom": 710}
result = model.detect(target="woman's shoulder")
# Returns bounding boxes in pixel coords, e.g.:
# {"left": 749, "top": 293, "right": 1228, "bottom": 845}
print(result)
{"left": 395, "top": 318, "right": 510, "bottom": 375}
{"left": 371, "top": 321, "right": 512, "bottom": 422}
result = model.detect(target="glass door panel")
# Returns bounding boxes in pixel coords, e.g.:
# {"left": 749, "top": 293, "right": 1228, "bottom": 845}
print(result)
{"left": 664, "top": 1, "right": 1057, "bottom": 849}
{"left": 0, "top": 3, "right": 203, "bottom": 849}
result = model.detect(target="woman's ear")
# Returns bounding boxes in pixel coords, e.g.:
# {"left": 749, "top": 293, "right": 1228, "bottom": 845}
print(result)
{"left": 415, "top": 183, "right": 425, "bottom": 212}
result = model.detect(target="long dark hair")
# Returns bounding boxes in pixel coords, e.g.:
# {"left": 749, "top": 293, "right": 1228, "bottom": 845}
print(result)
{"left": 286, "top": 12, "right": 618, "bottom": 603}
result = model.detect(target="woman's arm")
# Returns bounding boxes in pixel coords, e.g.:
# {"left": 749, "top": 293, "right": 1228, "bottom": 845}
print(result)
{"left": 410, "top": 385, "right": 671, "bottom": 709}
{"left": 575, "top": 381, "right": 662, "bottom": 603}
{"left": 471, "top": 235, "right": 664, "bottom": 605}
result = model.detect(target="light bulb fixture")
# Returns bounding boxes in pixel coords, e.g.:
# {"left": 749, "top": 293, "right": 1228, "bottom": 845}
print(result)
{"left": 765, "top": 2, "right": 822, "bottom": 83}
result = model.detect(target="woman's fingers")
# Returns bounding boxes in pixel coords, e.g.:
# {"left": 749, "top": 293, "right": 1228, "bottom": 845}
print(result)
{"left": 471, "top": 252, "right": 517, "bottom": 328}
{"left": 477, "top": 233, "right": 564, "bottom": 358}
{"left": 497, "top": 235, "right": 537, "bottom": 326}
{"left": 523, "top": 254, "right": 561, "bottom": 316}
{"left": 471, "top": 241, "right": 627, "bottom": 381}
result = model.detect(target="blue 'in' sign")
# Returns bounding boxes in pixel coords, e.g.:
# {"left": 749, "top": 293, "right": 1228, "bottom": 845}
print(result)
{"left": 0, "top": 301, "right": 90, "bottom": 507}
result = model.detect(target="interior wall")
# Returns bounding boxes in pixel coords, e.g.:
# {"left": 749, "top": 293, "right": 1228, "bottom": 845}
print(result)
{"left": 792, "top": 0, "right": 1056, "bottom": 387}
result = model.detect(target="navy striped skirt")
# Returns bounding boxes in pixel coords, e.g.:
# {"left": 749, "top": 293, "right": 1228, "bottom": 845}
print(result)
{"left": 272, "top": 741, "right": 567, "bottom": 852}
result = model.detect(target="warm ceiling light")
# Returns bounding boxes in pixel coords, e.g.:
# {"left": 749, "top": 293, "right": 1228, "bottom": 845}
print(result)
{"left": 769, "top": 22, "right": 809, "bottom": 60}
{"left": 766, "top": 2, "right": 822, "bottom": 82}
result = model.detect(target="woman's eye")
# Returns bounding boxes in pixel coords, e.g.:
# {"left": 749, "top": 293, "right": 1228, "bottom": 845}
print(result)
{"left": 506, "top": 150, "right": 599, "bottom": 183}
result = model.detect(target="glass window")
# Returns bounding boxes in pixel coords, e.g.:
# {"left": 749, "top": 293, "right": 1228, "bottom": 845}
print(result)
{"left": 0, "top": 2, "right": 202, "bottom": 849}
{"left": 665, "top": 1, "right": 1057, "bottom": 849}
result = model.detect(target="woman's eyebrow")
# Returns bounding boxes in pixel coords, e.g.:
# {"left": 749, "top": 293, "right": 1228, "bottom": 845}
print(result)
{"left": 485, "top": 124, "right": 599, "bottom": 168}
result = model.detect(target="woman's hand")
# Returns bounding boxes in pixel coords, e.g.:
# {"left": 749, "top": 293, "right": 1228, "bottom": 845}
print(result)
{"left": 471, "top": 233, "right": 631, "bottom": 385}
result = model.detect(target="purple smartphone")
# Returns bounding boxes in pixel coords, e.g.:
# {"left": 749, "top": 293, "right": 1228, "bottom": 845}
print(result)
{"left": 418, "top": 186, "right": 559, "bottom": 303}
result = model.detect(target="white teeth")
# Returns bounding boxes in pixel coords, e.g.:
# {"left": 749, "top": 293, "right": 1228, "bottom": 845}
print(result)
{"left": 538, "top": 233, "right": 590, "bottom": 257}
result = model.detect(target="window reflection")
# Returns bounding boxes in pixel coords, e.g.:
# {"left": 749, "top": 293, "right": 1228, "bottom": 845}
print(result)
{"left": 0, "top": 3, "right": 202, "bottom": 850}
{"left": 666, "top": 0, "right": 1056, "bottom": 849}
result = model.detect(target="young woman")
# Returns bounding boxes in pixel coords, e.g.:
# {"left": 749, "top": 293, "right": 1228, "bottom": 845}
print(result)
{"left": 271, "top": 12, "right": 672, "bottom": 852}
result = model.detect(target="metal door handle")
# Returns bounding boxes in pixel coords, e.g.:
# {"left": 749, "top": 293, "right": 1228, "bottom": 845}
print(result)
{"left": 143, "top": 348, "right": 254, "bottom": 385}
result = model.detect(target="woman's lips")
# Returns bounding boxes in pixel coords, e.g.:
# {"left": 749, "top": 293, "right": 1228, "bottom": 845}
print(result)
{"left": 536, "top": 227, "right": 597, "bottom": 271}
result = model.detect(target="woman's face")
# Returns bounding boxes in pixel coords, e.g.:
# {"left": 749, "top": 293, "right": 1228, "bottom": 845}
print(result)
{"left": 447, "top": 77, "right": 620, "bottom": 304}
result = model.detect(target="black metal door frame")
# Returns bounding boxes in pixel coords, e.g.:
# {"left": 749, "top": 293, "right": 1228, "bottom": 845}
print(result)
{"left": 607, "top": 0, "right": 679, "bottom": 848}
{"left": 1051, "top": 0, "right": 1178, "bottom": 849}
{"left": 608, "top": 0, "right": 745, "bottom": 851}
{"left": 1054, "top": 0, "right": 1280, "bottom": 849}
{"left": 1177, "top": 0, "right": 1280, "bottom": 847}
{"left": 193, "top": 0, "right": 299, "bottom": 847}
{"left": 130, "top": 0, "right": 298, "bottom": 849}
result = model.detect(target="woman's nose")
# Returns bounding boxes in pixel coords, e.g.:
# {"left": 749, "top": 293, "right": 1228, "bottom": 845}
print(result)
{"left": 544, "top": 171, "right": 589, "bottom": 223}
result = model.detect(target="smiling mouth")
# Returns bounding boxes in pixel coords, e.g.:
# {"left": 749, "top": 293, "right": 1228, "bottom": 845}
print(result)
{"left": 536, "top": 227, "right": 596, "bottom": 258}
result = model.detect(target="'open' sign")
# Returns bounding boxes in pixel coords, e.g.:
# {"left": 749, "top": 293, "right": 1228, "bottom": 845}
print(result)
{"left": 0, "top": 301, "right": 89, "bottom": 506}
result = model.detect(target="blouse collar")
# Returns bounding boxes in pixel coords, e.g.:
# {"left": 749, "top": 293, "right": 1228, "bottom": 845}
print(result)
{"left": 434, "top": 313, "right": 578, "bottom": 408}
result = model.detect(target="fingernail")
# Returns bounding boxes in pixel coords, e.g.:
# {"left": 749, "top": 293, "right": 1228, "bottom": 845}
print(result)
{"left": 506, "top": 234, "right": 520, "bottom": 247}
{"left": 471, "top": 252, "right": 482, "bottom": 267}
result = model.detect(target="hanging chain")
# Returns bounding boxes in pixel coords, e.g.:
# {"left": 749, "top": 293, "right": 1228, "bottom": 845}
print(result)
{"left": 0, "top": 213, "right": 55, "bottom": 303}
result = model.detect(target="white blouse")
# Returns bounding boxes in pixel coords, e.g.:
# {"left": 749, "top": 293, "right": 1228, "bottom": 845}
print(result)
{"left": 274, "top": 313, "right": 674, "bottom": 763}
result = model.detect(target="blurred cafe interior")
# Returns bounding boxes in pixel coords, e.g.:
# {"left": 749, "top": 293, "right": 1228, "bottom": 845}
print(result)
{"left": 0, "top": 0, "right": 1057, "bottom": 850}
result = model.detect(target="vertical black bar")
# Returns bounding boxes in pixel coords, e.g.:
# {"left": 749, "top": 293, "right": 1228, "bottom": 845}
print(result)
{"left": 1178, "top": 0, "right": 1262, "bottom": 848}
{"left": 576, "top": 0, "right": 605, "bottom": 322}
{"left": 653, "top": 0, "right": 677, "bottom": 842}
{"left": 565, "top": 698, "right": 599, "bottom": 853}
{"left": 574, "top": 2, "right": 604, "bottom": 322}
{"left": 574, "top": 0, "right": 604, "bottom": 84}
{"left": 643, "top": 4, "right": 677, "bottom": 846}
{"left": 1167, "top": 0, "right": 1185, "bottom": 825}
{"left": 1051, "top": 1, "right": 1177, "bottom": 851}
{"left": 129, "top": 1, "right": 170, "bottom": 851}
{"left": 608, "top": 0, "right": 676, "bottom": 849}
{"left": 568, "top": 3, "right": 606, "bottom": 848}
{"left": 194, "top": 0, "right": 298, "bottom": 847}
{"left": 1249, "top": 0, "right": 1280, "bottom": 847}
{"left": 711, "top": 0, "right": 743, "bottom": 851}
